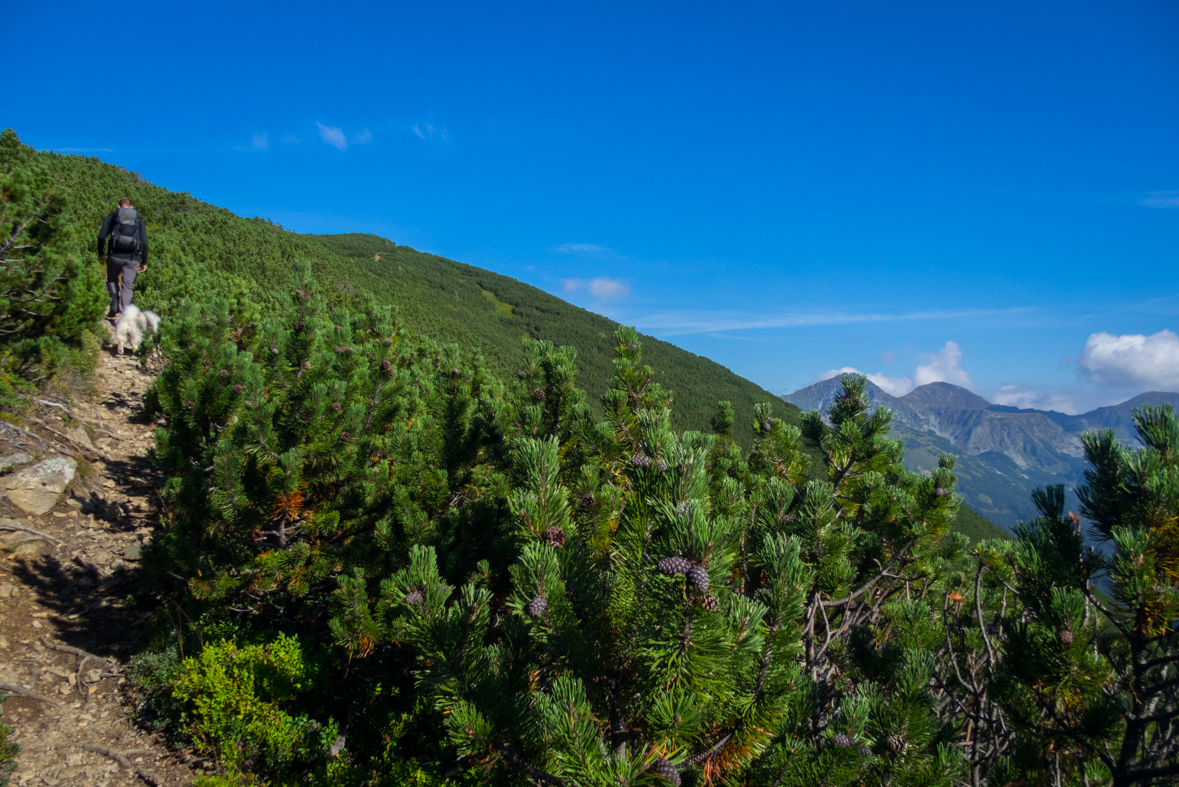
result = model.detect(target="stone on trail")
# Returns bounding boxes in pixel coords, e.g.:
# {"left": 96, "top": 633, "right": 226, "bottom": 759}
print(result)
{"left": 0, "top": 453, "right": 32, "bottom": 469}
{"left": 122, "top": 543, "right": 143, "bottom": 561}
{"left": 1, "top": 529, "right": 52, "bottom": 557}
{"left": 0, "top": 456, "right": 78, "bottom": 515}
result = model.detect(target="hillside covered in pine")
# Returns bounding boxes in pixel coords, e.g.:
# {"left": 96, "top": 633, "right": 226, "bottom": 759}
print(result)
{"left": 2, "top": 129, "right": 1177, "bottom": 787}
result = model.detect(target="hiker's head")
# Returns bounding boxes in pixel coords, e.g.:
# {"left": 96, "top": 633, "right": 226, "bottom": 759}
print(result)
{"left": 118, "top": 198, "right": 133, "bottom": 208}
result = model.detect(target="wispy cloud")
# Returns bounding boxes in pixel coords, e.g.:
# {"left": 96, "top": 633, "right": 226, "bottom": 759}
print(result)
{"left": 317, "top": 122, "right": 348, "bottom": 151}
{"left": 411, "top": 122, "right": 449, "bottom": 142}
{"left": 56, "top": 147, "right": 113, "bottom": 153}
{"left": 1140, "top": 191, "right": 1179, "bottom": 208}
{"left": 280, "top": 133, "right": 299, "bottom": 144}
{"left": 562, "top": 277, "right": 631, "bottom": 301}
{"left": 351, "top": 128, "right": 372, "bottom": 145}
{"left": 235, "top": 133, "right": 269, "bottom": 152}
{"left": 554, "top": 243, "right": 611, "bottom": 255}
{"left": 632, "top": 307, "right": 1029, "bottom": 336}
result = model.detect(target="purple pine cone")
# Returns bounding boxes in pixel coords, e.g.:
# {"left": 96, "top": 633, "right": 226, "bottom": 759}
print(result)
{"left": 686, "top": 564, "right": 710, "bottom": 593}
{"left": 648, "top": 758, "right": 680, "bottom": 786}
{"left": 658, "top": 556, "right": 692, "bottom": 576}
{"left": 526, "top": 594, "right": 548, "bottom": 617}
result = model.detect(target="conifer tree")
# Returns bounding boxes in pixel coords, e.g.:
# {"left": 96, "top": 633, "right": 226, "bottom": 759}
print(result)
{"left": 997, "top": 405, "right": 1179, "bottom": 786}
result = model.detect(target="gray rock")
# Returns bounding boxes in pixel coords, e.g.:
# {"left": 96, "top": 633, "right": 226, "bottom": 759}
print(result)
{"left": 0, "top": 583, "right": 16, "bottom": 599}
{"left": 0, "top": 530, "right": 51, "bottom": 557}
{"left": 122, "top": 543, "right": 143, "bottom": 561}
{"left": 0, "top": 453, "right": 32, "bottom": 470}
{"left": 66, "top": 427, "right": 93, "bottom": 449}
{"left": 0, "top": 456, "right": 77, "bottom": 515}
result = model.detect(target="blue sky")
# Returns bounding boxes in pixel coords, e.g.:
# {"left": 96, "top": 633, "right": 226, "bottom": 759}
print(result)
{"left": 9, "top": 1, "right": 1179, "bottom": 412}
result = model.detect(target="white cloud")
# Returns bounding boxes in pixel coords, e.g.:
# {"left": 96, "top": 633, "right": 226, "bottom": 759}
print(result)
{"left": 990, "top": 385, "right": 1079, "bottom": 414}
{"left": 814, "top": 340, "right": 974, "bottom": 398}
{"left": 554, "top": 243, "right": 611, "bottom": 255}
{"left": 317, "top": 122, "right": 348, "bottom": 151}
{"left": 281, "top": 133, "right": 299, "bottom": 144}
{"left": 1140, "top": 192, "right": 1179, "bottom": 208}
{"left": 1078, "top": 330, "right": 1179, "bottom": 388}
{"left": 818, "top": 367, "right": 914, "bottom": 397}
{"left": 352, "top": 128, "right": 372, "bottom": 144}
{"left": 913, "top": 341, "right": 974, "bottom": 390}
{"left": 632, "top": 308, "right": 1026, "bottom": 336}
{"left": 562, "top": 277, "right": 631, "bottom": 301}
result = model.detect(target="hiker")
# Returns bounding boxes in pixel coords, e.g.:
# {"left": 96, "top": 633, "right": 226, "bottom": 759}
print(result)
{"left": 97, "top": 198, "right": 149, "bottom": 320}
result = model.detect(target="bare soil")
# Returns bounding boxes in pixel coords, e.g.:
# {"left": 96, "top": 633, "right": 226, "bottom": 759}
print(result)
{"left": 0, "top": 345, "right": 199, "bottom": 786}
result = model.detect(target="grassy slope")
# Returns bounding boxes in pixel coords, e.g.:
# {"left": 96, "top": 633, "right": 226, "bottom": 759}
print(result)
{"left": 32, "top": 147, "right": 1004, "bottom": 542}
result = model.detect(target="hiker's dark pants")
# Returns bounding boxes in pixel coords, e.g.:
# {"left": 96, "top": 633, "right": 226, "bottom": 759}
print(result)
{"left": 106, "top": 256, "right": 140, "bottom": 316}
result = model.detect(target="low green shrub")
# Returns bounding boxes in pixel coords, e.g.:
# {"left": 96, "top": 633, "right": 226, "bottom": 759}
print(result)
{"left": 171, "top": 634, "right": 339, "bottom": 782}
{"left": 0, "top": 696, "right": 18, "bottom": 787}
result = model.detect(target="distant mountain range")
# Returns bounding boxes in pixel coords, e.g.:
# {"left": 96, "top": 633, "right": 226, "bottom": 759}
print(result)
{"left": 782, "top": 379, "right": 1179, "bottom": 531}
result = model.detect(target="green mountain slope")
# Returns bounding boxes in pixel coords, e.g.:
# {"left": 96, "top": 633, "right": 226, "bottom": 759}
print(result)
{"left": 317, "top": 233, "right": 813, "bottom": 445}
{"left": 27, "top": 141, "right": 1002, "bottom": 541}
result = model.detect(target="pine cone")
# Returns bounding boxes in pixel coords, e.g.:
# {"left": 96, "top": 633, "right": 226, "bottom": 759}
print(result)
{"left": 404, "top": 589, "right": 424, "bottom": 606}
{"left": 858, "top": 744, "right": 872, "bottom": 758}
{"left": 233, "top": 384, "right": 244, "bottom": 394}
{"left": 381, "top": 360, "right": 392, "bottom": 372}
{"left": 935, "top": 487, "right": 949, "bottom": 497}
{"left": 833, "top": 733, "right": 853, "bottom": 749}
{"left": 532, "top": 387, "right": 546, "bottom": 400}
{"left": 580, "top": 492, "right": 595, "bottom": 509}
{"left": 658, "top": 556, "right": 692, "bottom": 576}
{"left": 761, "top": 419, "right": 773, "bottom": 432}
{"left": 270, "top": 345, "right": 280, "bottom": 355}
{"left": 631, "top": 453, "right": 652, "bottom": 468}
{"left": 700, "top": 593, "right": 719, "bottom": 612}
{"left": 218, "top": 369, "right": 229, "bottom": 378}
{"left": 331, "top": 402, "right": 342, "bottom": 411}
{"left": 648, "top": 758, "right": 680, "bottom": 786}
{"left": 340, "top": 431, "right": 351, "bottom": 442}
{"left": 656, "top": 459, "right": 668, "bottom": 472}
{"left": 887, "top": 733, "right": 905, "bottom": 753}
{"left": 526, "top": 594, "right": 548, "bottom": 617}
{"left": 1059, "top": 629, "right": 1074, "bottom": 645}
{"left": 302, "top": 360, "right": 312, "bottom": 370}
{"left": 543, "top": 526, "right": 567, "bottom": 548}
{"left": 686, "top": 564, "right": 710, "bottom": 593}
{"left": 628, "top": 343, "right": 638, "bottom": 351}
{"left": 185, "top": 400, "right": 195, "bottom": 410}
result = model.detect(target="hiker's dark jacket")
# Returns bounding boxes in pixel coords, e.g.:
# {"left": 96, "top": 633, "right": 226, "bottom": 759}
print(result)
{"left": 97, "top": 213, "right": 149, "bottom": 263}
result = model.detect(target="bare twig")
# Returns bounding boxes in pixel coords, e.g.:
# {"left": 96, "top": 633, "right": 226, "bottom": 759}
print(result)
{"left": 0, "top": 679, "right": 61, "bottom": 706}
{"left": 0, "top": 522, "right": 66, "bottom": 545}
{"left": 41, "top": 635, "right": 116, "bottom": 664}
{"left": 82, "top": 743, "right": 162, "bottom": 786}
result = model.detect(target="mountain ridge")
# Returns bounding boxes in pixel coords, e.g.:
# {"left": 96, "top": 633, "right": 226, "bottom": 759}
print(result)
{"left": 783, "top": 376, "right": 1179, "bottom": 529}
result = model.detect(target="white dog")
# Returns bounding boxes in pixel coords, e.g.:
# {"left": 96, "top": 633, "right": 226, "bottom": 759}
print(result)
{"left": 113, "top": 305, "right": 161, "bottom": 355}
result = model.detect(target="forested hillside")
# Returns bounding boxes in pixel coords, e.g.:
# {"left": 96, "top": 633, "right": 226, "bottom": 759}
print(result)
{"left": 21, "top": 147, "right": 807, "bottom": 449}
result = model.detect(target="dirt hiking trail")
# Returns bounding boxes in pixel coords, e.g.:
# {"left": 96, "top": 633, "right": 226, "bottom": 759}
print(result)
{"left": 0, "top": 340, "right": 199, "bottom": 786}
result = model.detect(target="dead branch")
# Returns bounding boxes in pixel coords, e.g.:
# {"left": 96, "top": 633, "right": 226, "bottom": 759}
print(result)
{"left": 41, "top": 635, "right": 116, "bottom": 664}
{"left": 0, "top": 522, "right": 66, "bottom": 545}
{"left": 83, "top": 743, "right": 162, "bottom": 786}
{"left": 0, "top": 679, "right": 61, "bottom": 706}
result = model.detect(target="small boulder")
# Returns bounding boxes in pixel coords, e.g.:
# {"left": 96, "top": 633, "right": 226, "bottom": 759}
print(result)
{"left": 1, "top": 530, "right": 51, "bottom": 557}
{"left": 122, "top": 543, "right": 143, "bottom": 561}
{"left": 0, "top": 453, "right": 32, "bottom": 470}
{"left": 0, "top": 456, "right": 78, "bottom": 515}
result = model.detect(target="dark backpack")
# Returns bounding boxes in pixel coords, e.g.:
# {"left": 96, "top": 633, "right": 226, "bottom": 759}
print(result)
{"left": 110, "top": 207, "right": 141, "bottom": 255}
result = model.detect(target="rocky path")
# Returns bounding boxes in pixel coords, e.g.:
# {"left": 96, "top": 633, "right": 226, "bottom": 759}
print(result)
{"left": 0, "top": 347, "right": 197, "bottom": 786}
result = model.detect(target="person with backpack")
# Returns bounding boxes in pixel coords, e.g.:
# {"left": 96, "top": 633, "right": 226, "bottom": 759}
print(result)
{"left": 97, "top": 198, "right": 149, "bottom": 320}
